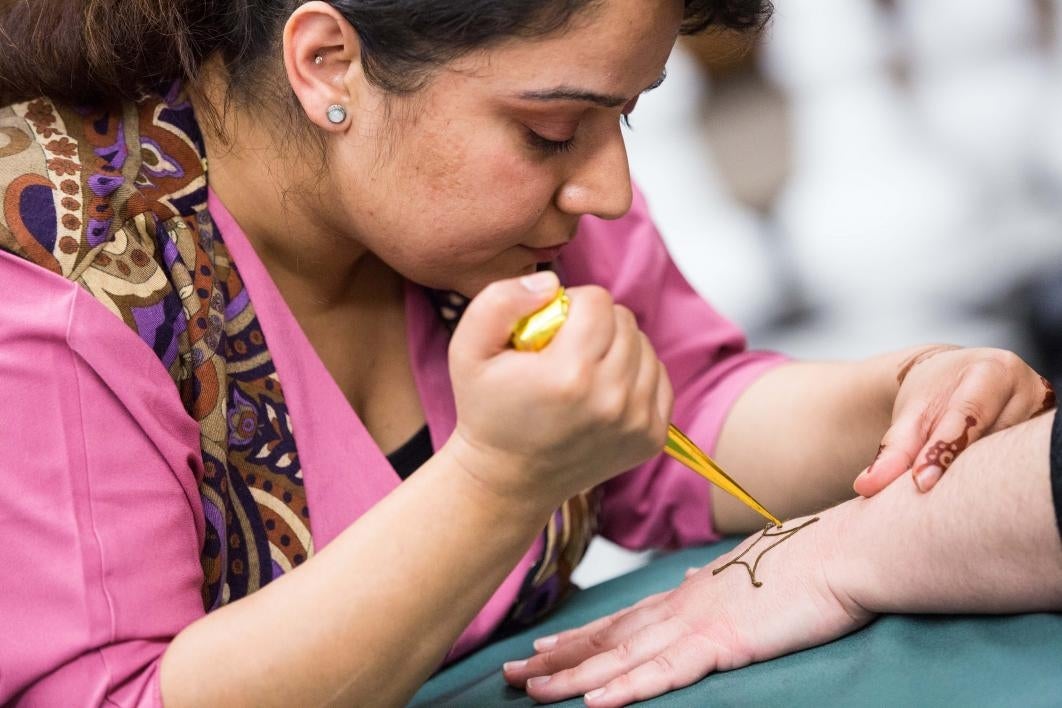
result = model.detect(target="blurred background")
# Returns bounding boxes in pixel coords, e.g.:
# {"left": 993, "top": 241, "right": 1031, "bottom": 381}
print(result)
{"left": 574, "top": 0, "right": 1062, "bottom": 587}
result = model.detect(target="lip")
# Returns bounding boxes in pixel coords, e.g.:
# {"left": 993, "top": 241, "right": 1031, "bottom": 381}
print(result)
{"left": 521, "top": 243, "right": 568, "bottom": 263}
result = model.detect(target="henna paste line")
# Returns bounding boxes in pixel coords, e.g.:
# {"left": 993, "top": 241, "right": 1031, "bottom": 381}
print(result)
{"left": 865, "top": 443, "right": 885, "bottom": 476}
{"left": 1035, "top": 375, "right": 1056, "bottom": 417}
{"left": 711, "top": 517, "right": 820, "bottom": 588}
{"left": 914, "top": 415, "right": 977, "bottom": 476}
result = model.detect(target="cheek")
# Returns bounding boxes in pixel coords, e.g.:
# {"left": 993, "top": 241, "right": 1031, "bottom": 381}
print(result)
{"left": 334, "top": 119, "right": 559, "bottom": 288}
{"left": 411, "top": 120, "right": 557, "bottom": 232}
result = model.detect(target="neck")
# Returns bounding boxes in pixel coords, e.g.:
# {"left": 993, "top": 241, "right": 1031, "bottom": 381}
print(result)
{"left": 190, "top": 71, "right": 376, "bottom": 313}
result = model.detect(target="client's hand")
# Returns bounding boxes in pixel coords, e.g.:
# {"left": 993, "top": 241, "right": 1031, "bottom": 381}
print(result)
{"left": 502, "top": 514, "right": 873, "bottom": 707}
{"left": 855, "top": 345, "right": 1054, "bottom": 497}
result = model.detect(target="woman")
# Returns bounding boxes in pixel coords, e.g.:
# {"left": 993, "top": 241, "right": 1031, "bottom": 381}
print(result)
{"left": 0, "top": 1, "right": 1052, "bottom": 705}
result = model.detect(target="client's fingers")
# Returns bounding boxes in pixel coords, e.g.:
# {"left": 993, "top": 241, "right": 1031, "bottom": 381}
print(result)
{"left": 853, "top": 410, "right": 923, "bottom": 497}
{"left": 524, "top": 617, "right": 691, "bottom": 705}
{"left": 583, "top": 633, "right": 722, "bottom": 708}
{"left": 912, "top": 410, "right": 983, "bottom": 492}
{"left": 502, "top": 592, "right": 669, "bottom": 687}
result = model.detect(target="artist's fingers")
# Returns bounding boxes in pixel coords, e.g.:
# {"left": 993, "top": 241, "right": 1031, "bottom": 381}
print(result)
{"left": 581, "top": 634, "right": 722, "bottom": 708}
{"left": 523, "top": 617, "right": 694, "bottom": 705}
{"left": 599, "top": 305, "right": 641, "bottom": 387}
{"left": 853, "top": 409, "right": 925, "bottom": 497}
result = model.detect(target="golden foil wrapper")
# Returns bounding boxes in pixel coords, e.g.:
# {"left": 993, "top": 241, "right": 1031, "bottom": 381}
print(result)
{"left": 508, "top": 287, "right": 782, "bottom": 527}
{"left": 510, "top": 288, "right": 571, "bottom": 352}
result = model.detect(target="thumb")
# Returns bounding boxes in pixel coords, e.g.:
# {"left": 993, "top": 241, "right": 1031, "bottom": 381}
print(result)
{"left": 451, "top": 271, "right": 561, "bottom": 361}
{"left": 852, "top": 408, "right": 925, "bottom": 497}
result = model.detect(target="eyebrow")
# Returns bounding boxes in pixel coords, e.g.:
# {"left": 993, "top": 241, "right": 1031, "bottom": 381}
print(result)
{"left": 516, "top": 70, "right": 668, "bottom": 108}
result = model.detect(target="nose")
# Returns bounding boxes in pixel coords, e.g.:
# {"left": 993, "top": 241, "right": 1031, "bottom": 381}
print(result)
{"left": 554, "top": 123, "right": 633, "bottom": 221}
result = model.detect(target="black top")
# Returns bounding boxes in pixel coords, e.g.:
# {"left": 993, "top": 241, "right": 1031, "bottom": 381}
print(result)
{"left": 1050, "top": 410, "right": 1062, "bottom": 542}
{"left": 386, "top": 425, "right": 433, "bottom": 480}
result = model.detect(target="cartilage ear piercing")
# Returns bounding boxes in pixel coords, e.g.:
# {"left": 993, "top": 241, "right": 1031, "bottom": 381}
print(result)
{"left": 314, "top": 54, "right": 324, "bottom": 65}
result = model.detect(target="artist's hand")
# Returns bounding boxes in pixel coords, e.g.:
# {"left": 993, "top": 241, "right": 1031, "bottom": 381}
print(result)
{"left": 503, "top": 514, "right": 872, "bottom": 707}
{"left": 447, "top": 271, "right": 673, "bottom": 510}
{"left": 854, "top": 345, "right": 1054, "bottom": 496}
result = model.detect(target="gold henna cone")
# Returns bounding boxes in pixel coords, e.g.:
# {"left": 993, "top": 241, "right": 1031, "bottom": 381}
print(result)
{"left": 511, "top": 288, "right": 781, "bottom": 527}
{"left": 664, "top": 425, "right": 781, "bottom": 527}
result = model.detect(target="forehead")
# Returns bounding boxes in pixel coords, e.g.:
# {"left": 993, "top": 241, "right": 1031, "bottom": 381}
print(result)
{"left": 444, "top": 0, "right": 684, "bottom": 97}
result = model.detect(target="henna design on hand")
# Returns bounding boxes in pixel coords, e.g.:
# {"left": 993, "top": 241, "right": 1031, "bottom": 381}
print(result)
{"left": 711, "top": 517, "right": 820, "bottom": 588}
{"left": 896, "top": 344, "right": 961, "bottom": 386}
{"left": 914, "top": 415, "right": 977, "bottom": 476}
{"left": 865, "top": 443, "right": 885, "bottom": 475}
{"left": 1035, "top": 376, "right": 1056, "bottom": 417}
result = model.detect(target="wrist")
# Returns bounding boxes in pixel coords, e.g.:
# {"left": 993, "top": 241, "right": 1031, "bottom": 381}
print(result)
{"left": 816, "top": 499, "right": 879, "bottom": 620}
{"left": 438, "top": 433, "right": 555, "bottom": 527}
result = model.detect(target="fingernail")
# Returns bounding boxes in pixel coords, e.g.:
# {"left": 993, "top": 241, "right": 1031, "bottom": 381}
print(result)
{"left": 685, "top": 567, "right": 699, "bottom": 578}
{"left": 527, "top": 676, "right": 551, "bottom": 688}
{"left": 586, "top": 687, "right": 607, "bottom": 701}
{"left": 503, "top": 660, "right": 527, "bottom": 672}
{"left": 534, "top": 634, "right": 558, "bottom": 651}
{"left": 914, "top": 465, "right": 942, "bottom": 491}
{"left": 520, "top": 271, "right": 558, "bottom": 293}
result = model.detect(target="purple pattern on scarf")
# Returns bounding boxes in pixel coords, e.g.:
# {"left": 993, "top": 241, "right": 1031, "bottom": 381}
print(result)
{"left": 18, "top": 184, "right": 56, "bottom": 253}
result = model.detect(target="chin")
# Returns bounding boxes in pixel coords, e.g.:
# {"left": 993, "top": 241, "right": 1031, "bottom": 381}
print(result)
{"left": 448, "top": 263, "right": 538, "bottom": 299}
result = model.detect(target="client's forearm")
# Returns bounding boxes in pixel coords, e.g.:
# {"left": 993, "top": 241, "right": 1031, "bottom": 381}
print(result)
{"left": 832, "top": 411, "right": 1062, "bottom": 615}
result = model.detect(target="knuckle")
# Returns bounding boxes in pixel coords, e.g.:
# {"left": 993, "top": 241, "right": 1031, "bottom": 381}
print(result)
{"left": 587, "top": 629, "right": 610, "bottom": 653}
{"left": 579, "top": 285, "right": 614, "bottom": 310}
{"left": 992, "top": 349, "right": 1026, "bottom": 373}
{"left": 538, "top": 651, "right": 565, "bottom": 675}
{"left": 594, "top": 391, "right": 627, "bottom": 424}
{"left": 651, "top": 653, "right": 677, "bottom": 676}
{"left": 611, "top": 639, "right": 635, "bottom": 663}
{"left": 954, "top": 399, "right": 986, "bottom": 425}
{"left": 614, "top": 304, "right": 638, "bottom": 328}
{"left": 968, "top": 358, "right": 1008, "bottom": 382}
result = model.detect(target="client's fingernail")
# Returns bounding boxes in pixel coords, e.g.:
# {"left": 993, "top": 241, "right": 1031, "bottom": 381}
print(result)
{"left": 527, "top": 676, "right": 551, "bottom": 688}
{"left": 914, "top": 465, "right": 942, "bottom": 491}
{"left": 534, "top": 634, "right": 558, "bottom": 651}
{"left": 521, "top": 271, "right": 559, "bottom": 293}
{"left": 586, "top": 687, "right": 607, "bottom": 701}
{"left": 685, "top": 567, "right": 699, "bottom": 578}
{"left": 503, "top": 660, "right": 527, "bottom": 672}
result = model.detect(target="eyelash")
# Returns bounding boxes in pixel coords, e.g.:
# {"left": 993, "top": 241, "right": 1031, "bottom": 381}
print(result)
{"left": 526, "top": 114, "right": 634, "bottom": 156}
{"left": 526, "top": 130, "right": 577, "bottom": 155}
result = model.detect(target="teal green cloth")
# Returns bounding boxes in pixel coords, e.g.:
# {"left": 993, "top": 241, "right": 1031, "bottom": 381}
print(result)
{"left": 413, "top": 539, "right": 1062, "bottom": 707}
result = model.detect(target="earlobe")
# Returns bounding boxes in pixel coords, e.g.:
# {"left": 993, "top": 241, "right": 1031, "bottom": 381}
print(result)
{"left": 283, "top": 1, "right": 364, "bottom": 131}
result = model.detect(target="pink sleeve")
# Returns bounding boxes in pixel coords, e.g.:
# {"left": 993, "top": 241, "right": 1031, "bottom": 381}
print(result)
{"left": 0, "top": 254, "right": 207, "bottom": 706}
{"left": 560, "top": 187, "right": 788, "bottom": 550}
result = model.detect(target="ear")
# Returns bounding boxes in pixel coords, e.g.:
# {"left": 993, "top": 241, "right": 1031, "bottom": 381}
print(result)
{"left": 283, "top": 1, "right": 365, "bottom": 132}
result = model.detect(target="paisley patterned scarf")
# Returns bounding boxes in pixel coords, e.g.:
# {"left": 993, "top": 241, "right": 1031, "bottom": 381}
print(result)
{"left": 0, "top": 86, "right": 595, "bottom": 626}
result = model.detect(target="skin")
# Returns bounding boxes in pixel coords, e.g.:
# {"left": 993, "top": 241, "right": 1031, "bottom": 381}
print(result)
{"left": 505, "top": 413, "right": 1062, "bottom": 707}
{"left": 148, "top": 0, "right": 1055, "bottom": 705}
{"left": 161, "top": 1, "right": 681, "bottom": 705}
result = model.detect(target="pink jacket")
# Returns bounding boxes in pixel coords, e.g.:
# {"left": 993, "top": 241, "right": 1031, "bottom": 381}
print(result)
{"left": 0, "top": 187, "right": 784, "bottom": 705}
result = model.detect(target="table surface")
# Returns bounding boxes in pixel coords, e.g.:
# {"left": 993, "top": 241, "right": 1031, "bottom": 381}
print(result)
{"left": 413, "top": 538, "right": 1062, "bottom": 707}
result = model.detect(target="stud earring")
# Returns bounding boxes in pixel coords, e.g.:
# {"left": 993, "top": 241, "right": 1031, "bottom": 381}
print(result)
{"left": 314, "top": 54, "right": 324, "bottom": 65}
{"left": 326, "top": 104, "right": 347, "bottom": 125}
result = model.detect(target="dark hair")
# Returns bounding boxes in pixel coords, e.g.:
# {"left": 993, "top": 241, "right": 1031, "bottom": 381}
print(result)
{"left": 0, "top": 0, "right": 772, "bottom": 106}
